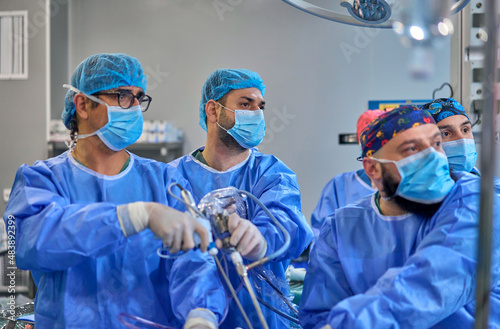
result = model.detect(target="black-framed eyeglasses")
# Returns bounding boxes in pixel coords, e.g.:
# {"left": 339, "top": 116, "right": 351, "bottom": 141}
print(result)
{"left": 93, "top": 89, "right": 152, "bottom": 112}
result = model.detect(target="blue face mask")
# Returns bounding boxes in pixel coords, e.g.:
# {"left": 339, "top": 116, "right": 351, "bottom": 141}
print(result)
{"left": 216, "top": 103, "right": 266, "bottom": 149}
{"left": 442, "top": 138, "right": 478, "bottom": 173}
{"left": 82, "top": 105, "right": 143, "bottom": 151}
{"left": 65, "top": 85, "right": 143, "bottom": 151}
{"left": 374, "top": 147, "right": 455, "bottom": 204}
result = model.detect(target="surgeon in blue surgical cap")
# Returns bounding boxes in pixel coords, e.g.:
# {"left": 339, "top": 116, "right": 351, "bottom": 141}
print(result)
{"left": 299, "top": 106, "right": 500, "bottom": 329}
{"left": 169, "top": 68, "right": 313, "bottom": 328}
{"left": 4, "top": 53, "right": 225, "bottom": 329}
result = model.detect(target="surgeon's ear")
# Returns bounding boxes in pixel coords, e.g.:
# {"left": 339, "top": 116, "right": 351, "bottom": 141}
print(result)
{"left": 74, "top": 94, "right": 89, "bottom": 120}
{"left": 363, "top": 157, "right": 382, "bottom": 182}
{"left": 205, "top": 100, "right": 218, "bottom": 125}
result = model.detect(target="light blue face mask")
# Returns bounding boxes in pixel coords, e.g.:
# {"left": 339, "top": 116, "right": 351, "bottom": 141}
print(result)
{"left": 216, "top": 102, "right": 266, "bottom": 149}
{"left": 64, "top": 85, "right": 143, "bottom": 151}
{"left": 373, "top": 147, "right": 455, "bottom": 204}
{"left": 442, "top": 138, "right": 478, "bottom": 173}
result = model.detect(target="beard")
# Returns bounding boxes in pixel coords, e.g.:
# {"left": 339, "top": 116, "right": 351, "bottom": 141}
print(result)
{"left": 381, "top": 164, "right": 442, "bottom": 218}
{"left": 217, "top": 109, "right": 245, "bottom": 151}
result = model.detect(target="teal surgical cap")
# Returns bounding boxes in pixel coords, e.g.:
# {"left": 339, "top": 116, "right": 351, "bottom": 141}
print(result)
{"left": 199, "top": 68, "right": 266, "bottom": 131}
{"left": 62, "top": 53, "right": 148, "bottom": 129}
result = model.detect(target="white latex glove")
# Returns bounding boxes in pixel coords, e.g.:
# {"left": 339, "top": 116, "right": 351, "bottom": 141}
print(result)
{"left": 216, "top": 213, "right": 267, "bottom": 260}
{"left": 185, "top": 325, "right": 213, "bottom": 329}
{"left": 117, "top": 202, "right": 209, "bottom": 253}
{"left": 183, "top": 308, "right": 218, "bottom": 329}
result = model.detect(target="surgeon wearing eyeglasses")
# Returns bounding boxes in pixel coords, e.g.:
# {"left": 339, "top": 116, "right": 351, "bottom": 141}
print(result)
{"left": 4, "top": 53, "right": 225, "bottom": 329}
{"left": 63, "top": 83, "right": 151, "bottom": 155}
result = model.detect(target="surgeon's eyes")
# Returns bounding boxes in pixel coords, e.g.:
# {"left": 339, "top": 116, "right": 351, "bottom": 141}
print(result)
{"left": 441, "top": 131, "right": 450, "bottom": 137}
{"left": 403, "top": 146, "right": 417, "bottom": 154}
{"left": 118, "top": 93, "right": 129, "bottom": 102}
{"left": 462, "top": 127, "right": 470, "bottom": 134}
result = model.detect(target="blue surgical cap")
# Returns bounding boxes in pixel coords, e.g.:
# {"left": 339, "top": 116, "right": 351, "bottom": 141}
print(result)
{"left": 62, "top": 53, "right": 148, "bottom": 129}
{"left": 199, "top": 68, "right": 266, "bottom": 131}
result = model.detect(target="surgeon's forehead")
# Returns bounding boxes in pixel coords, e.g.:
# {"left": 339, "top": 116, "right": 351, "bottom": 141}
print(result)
{"left": 103, "top": 86, "right": 144, "bottom": 93}
{"left": 436, "top": 114, "right": 470, "bottom": 128}
{"left": 379, "top": 124, "right": 440, "bottom": 153}
{"left": 226, "top": 87, "right": 264, "bottom": 101}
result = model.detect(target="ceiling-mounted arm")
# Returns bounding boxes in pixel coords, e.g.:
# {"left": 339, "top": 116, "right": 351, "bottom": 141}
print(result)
{"left": 282, "top": 0, "right": 471, "bottom": 28}
{"left": 451, "top": 0, "right": 472, "bottom": 14}
{"left": 281, "top": 0, "right": 393, "bottom": 28}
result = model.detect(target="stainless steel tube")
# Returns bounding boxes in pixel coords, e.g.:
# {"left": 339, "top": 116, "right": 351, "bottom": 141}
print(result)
{"left": 474, "top": 0, "right": 498, "bottom": 327}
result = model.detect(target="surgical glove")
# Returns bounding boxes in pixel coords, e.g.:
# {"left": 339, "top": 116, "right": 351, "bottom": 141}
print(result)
{"left": 216, "top": 213, "right": 267, "bottom": 260}
{"left": 183, "top": 308, "right": 218, "bottom": 329}
{"left": 117, "top": 202, "right": 209, "bottom": 253}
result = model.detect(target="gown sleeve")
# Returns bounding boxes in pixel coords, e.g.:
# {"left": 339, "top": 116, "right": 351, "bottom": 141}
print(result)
{"left": 4, "top": 164, "right": 127, "bottom": 271}
{"left": 299, "top": 215, "right": 353, "bottom": 329}
{"left": 310, "top": 178, "right": 339, "bottom": 238}
{"left": 169, "top": 250, "right": 227, "bottom": 324}
{"left": 250, "top": 160, "right": 313, "bottom": 261}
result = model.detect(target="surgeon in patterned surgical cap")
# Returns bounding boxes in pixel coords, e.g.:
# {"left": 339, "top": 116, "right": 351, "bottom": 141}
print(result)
{"left": 300, "top": 105, "right": 500, "bottom": 329}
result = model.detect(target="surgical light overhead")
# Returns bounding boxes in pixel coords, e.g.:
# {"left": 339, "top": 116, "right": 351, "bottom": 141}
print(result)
{"left": 282, "top": 0, "right": 471, "bottom": 79}
{"left": 340, "top": 0, "right": 392, "bottom": 24}
{"left": 393, "top": 0, "right": 456, "bottom": 78}
{"left": 281, "top": 0, "right": 471, "bottom": 28}
{"left": 393, "top": 0, "right": 454, "bottom": 45}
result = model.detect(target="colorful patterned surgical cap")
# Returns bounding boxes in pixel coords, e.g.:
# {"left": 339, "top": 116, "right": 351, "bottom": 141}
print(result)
{"left": 356, "top": 110, "right": 386, "bottom": 143}
{"left": 359, "top": 106, "right": 435, "bottom": 158}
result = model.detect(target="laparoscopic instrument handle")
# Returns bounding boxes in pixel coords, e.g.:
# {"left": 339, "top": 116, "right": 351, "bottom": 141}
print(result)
{"left": 214, "top": 210, "right": 232, "bottom": 249}
{"left": 180, "top": 189, "right": 218, "bottom": 255}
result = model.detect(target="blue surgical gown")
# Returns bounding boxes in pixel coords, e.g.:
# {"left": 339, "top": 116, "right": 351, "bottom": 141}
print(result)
{"left": 3, "top": 151, "right": 226, "bottom": 329}
{"left": 299, "top": 172, "right": 500, "bottom": 329}
{"left": 168, "top": 147, "right": 313, "bottom": 329}
{"left": 310, "top": 169, "right": 375, "bottom": 238}
{"left": 468, "top": 167, "right": 500, "bottom": 199}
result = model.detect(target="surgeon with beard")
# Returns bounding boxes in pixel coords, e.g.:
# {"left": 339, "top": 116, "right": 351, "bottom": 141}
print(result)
{"left": 169, "top": 68, "right": 313, "bottom": 329}
{"left": 299, "top": 106, "right": 500, "bottom": 329}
